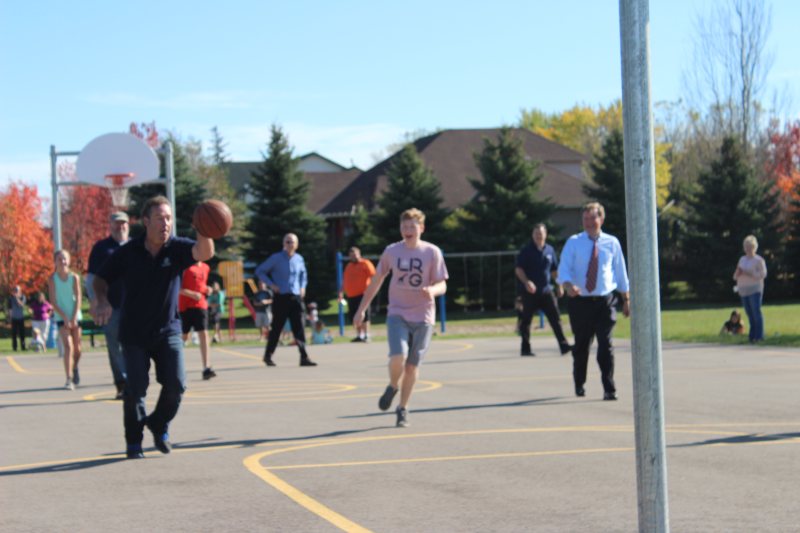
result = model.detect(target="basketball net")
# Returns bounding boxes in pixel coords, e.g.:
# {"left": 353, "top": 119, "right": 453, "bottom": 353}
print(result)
{"left": 104, "top": 173, "right": 135, "bottom": 209}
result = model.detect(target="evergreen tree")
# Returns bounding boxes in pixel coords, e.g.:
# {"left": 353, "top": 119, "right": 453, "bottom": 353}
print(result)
{"left": 344, "top": 204, "right": 381, "bottom": 255}
{"left": 461, "top": 127, "right": 556, "bottom": 251}
{"left": 372, "top": 144, "right": 449, "bottom": 247}
{"left": 584, "top": 129, "right": 627, "bottom": 252}
{"left": 243, "top": 125, "right": 332, "bottom": 306}
{"left": 682, "top": 137, "right": 781, "bottom": 299}
{"left": 127, "top": 135, "right": 207, "bottom": 238}
{"left": 209, "top": 126, "right": 228, "bottom": 165}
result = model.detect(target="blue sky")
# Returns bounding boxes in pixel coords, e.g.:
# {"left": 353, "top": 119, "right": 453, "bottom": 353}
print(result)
{"left": 2, "top": 0, "right": 798, "bottom": 198}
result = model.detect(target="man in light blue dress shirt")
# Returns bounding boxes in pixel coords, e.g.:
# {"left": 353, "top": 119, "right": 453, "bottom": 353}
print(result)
{"left": 558, "top": 202, "right": 630, "bottom": 401}
{"left": 255, "top": 233, "right": 317, "bottom": 367}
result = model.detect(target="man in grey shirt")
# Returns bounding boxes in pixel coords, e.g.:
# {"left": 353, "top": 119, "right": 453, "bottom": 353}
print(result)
{"left": 7, "top": 285, "right": 27, "bottom": 351}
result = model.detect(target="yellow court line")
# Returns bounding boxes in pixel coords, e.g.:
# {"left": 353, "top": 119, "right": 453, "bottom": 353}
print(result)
{"left": 242, "top": 423, "right": 800, "bottom": 532}
{"left": 6, "top": 356, "right": 29, "bottom": 374}
{"left": 269, "top": 446, "right": 635, "bottom": 471}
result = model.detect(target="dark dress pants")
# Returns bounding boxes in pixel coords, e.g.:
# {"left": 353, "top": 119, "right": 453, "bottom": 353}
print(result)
{"left": 264, "top": 293, "right": 309, "bottom": 361}
{"left": 122, "top": 335, "right": 186, "bottom": 445}
{"left": 519, "top": 291, "right": 570, "bottom": 352}
{"left": 567, "top": 294, "right": 618, "bottom": 393}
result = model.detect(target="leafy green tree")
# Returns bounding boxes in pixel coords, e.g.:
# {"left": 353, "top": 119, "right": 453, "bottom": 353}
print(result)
{"left": 460, "top": 127, "right": 555, "bottom": 251}
{"left": 584, "top": 129, "right": 627, "bottom": 252}
{"left": 785, "top": 182, "right": 800, "bottom": 297}
{"left": 372, "top": 143, "right": 449, "bottom": 247}
{"left": 243, "top": 125, "right": 332, "bottom": 306}
{"left": 682, "top": 136, "right": 781, "bottom": 299}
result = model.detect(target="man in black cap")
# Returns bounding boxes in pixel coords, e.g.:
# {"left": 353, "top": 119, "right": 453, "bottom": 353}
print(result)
{"left": 86, "top": 211, "right": 130, "bottom": 399}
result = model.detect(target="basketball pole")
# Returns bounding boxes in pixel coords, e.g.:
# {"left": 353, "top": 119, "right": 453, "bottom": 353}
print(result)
{"left": 619, "top": 0, "right": 670, "bottom": 531}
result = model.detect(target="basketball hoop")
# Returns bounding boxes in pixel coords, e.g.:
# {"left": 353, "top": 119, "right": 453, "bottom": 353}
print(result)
{"left": 104, "top": 173, "right": 135, "bottom": 209}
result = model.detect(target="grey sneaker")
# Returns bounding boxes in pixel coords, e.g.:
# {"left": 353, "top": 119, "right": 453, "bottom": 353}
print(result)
{"left": 396, "top": 407, "right": 409, "bottom": 428}
{"left": 378, "top": 385, "right": 398, "bottom": 411}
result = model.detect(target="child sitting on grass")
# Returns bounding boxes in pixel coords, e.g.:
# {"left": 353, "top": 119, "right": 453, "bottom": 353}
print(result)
{"left": 310, "top": 320, "right": 333, "bottom": 345}
{"left": 720, "top": 310, "right": 744, "bottom": 335}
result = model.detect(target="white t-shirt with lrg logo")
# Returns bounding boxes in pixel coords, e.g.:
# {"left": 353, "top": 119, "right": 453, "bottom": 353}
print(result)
{"left": 377, "top": 240, "right": 449, "bottom": 324}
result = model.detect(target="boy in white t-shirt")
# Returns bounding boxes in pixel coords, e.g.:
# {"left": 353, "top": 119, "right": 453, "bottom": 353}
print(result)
{"left": 354, "top": 208, "right": 449, "bottom": 427}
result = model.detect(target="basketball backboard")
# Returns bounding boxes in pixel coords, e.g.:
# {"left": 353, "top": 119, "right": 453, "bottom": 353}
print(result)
{"left": 75, "top": 132, "right": 160, "bottom": 186}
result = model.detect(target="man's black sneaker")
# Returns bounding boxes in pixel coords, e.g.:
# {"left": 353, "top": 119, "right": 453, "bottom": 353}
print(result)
{"left": 396, "top": 407, "right": 409, "bottom": 428}
{"left": 575, "top": 386, "right": 586, "bottom": 397}
{"left": 520, "top": 350, "right": 535, "bottom": 356}
{"left": 264, "top": 355, "right": 276, "bottom": 367}
{"left": 72, "top": 366, "right": 80, "bottom": 386}
{"left": 378, "top": 385, "right": 398, "bottom": 411}
{"left": 350, "top": 337, "right": 364, "bottom": 343}
{"left": 603, "top": 392, "right": 618, "bottom": 401}
{"left": 114, "top": 383, "right": 125, "bottom": 400}
{"left": 146, "top": 420, "right": 171, "bottom": 454}
{"left": 126, "top": 444, "right": 144, "bottom": 459}
{"left": 300, "top": 358, "right": 318, "bottom": 367}
{"left": 560, "top": 344, "right": 574, "bottom": 355}
{"left": 202, "top": 367, "right": 217, "bottom": 380}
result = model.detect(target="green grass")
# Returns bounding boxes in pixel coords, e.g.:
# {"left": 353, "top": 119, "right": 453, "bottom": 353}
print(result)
{"left": 2, "top": 301, "right": 797, "bottom": 355}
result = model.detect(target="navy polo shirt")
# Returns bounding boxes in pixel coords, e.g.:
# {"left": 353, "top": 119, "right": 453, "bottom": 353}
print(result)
{"left": 97, "top": 235, "right": 196, "bottom": 346}
{"left": 515, "top": 241, "right": 559, "bottom": 293}
{"left": 88, "top": 236, "right": 127, "bottom": 309}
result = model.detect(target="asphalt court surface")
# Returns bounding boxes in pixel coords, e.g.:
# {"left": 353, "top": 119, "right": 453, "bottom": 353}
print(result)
{"left": 2, "top": 335, "right": 798, "bottom": 532}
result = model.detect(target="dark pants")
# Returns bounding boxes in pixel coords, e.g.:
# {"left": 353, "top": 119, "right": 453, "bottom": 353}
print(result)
{"left": 11, "top": 318, "right": 26, "bottom": 351}
{"left": 518, "top": 291, "right": 570, "bottom": 352}
{"left": 264, "top": 294, "right": 310, "bottom": 361}
{"left": 567, "top": 294, "right": 618, "bottom": 394}
{"left": 122, "top": 335, "right": 186, "bottom": 445}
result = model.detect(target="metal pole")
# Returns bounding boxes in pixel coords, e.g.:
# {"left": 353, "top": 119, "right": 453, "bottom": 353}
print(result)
{"left": 618, "top": 1, "right": 670, "bottom": 531}
{"left": 164, "top": 141, "right": 177, "bottom": 236}
{"left": 336, "top": 251, "right": 345, "bottom": 336}
{"left": 50, "top": 145, "right": 61, "bottom": 250}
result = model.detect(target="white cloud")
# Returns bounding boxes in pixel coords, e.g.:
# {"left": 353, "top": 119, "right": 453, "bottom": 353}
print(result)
{"left": 83, "top": 90, "right": 319, "bottom": 111}
{"left": 223, "top": 122, "right": 408, "bottom": 169}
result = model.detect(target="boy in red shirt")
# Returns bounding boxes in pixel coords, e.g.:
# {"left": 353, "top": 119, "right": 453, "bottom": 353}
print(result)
{"left": 179, "top": 261, "right": 216, "bottom": 380}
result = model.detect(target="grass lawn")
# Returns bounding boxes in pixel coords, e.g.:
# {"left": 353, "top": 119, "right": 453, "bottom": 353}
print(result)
{"left": 1, "top": 301, "right": 797, "bottom": 355}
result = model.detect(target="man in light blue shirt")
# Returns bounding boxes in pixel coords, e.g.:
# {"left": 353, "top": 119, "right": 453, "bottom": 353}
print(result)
{"left": 558, "top": 202, "right": 630, "bottom": 401}
{"left": 255, "top": 233, "right": 316, "bottom": 367}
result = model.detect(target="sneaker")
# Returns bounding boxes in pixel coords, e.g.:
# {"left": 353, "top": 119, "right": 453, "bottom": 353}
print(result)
{"left": 114, "top": 383, "right": 125, "bottom": 400}
{"left": 520, "top": 349, "right": 535, "bottom": 356}
{"left": 299, "top": 358, "right": 318, "bottom": 367}
{"left": 560, "top": 344, "right": 574, "bottom": 355}
{"left": 126, "top": 444, "right": 144, "bottom": 459}
{"left": 350, "top": 337, "right": 363, "bottom": 343}
{"left": 64, "top": 379, "right": 75, "bottom": 391}
{"left": 396, "top": 407, "right": 409, "bottom": 428}
{"left": 603, "top": 392, "right": 618, "bottom": 401}
{"left": 263, "top": 355, "right": 276, "bottom": 367}
{"left": 378, "top": 385, "right": 398, "bottom": 411}
{"left": 146, "top": 420, "right": 171, "bottom": 454}
{"left": 202, "top": 367, "right": 217, "bottom": 380}
{"left": 72, "top": 366, "right": 80, "bottom": 386}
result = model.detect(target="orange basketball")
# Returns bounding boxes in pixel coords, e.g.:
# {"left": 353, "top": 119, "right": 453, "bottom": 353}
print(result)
{"left": 193, "top": 200, "right": 233, "bottom": 239}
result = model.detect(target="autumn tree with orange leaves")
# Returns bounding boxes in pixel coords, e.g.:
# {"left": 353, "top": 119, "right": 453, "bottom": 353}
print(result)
{"left": 0, "top": 183, "right": 55, "bottom": 299}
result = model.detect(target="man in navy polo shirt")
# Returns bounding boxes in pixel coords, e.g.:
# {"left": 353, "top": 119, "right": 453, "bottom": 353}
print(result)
{"left": 86, "top": 211, "right": 130, "bottom": 400}
{"left": 514, "top": 223, "right": 573, "bottom": 357}
{"left": 92, "top": 196, "right": 215, "bottom": 459}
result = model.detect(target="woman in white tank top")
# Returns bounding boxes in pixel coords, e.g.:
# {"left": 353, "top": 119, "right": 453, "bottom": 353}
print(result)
{"left": 48, "top": 250, "right": 83, "bottom": 390}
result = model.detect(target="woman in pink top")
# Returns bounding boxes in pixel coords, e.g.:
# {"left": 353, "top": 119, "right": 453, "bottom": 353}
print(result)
{"left": 733, "top": 235, "right": 767, "bottom": 342}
